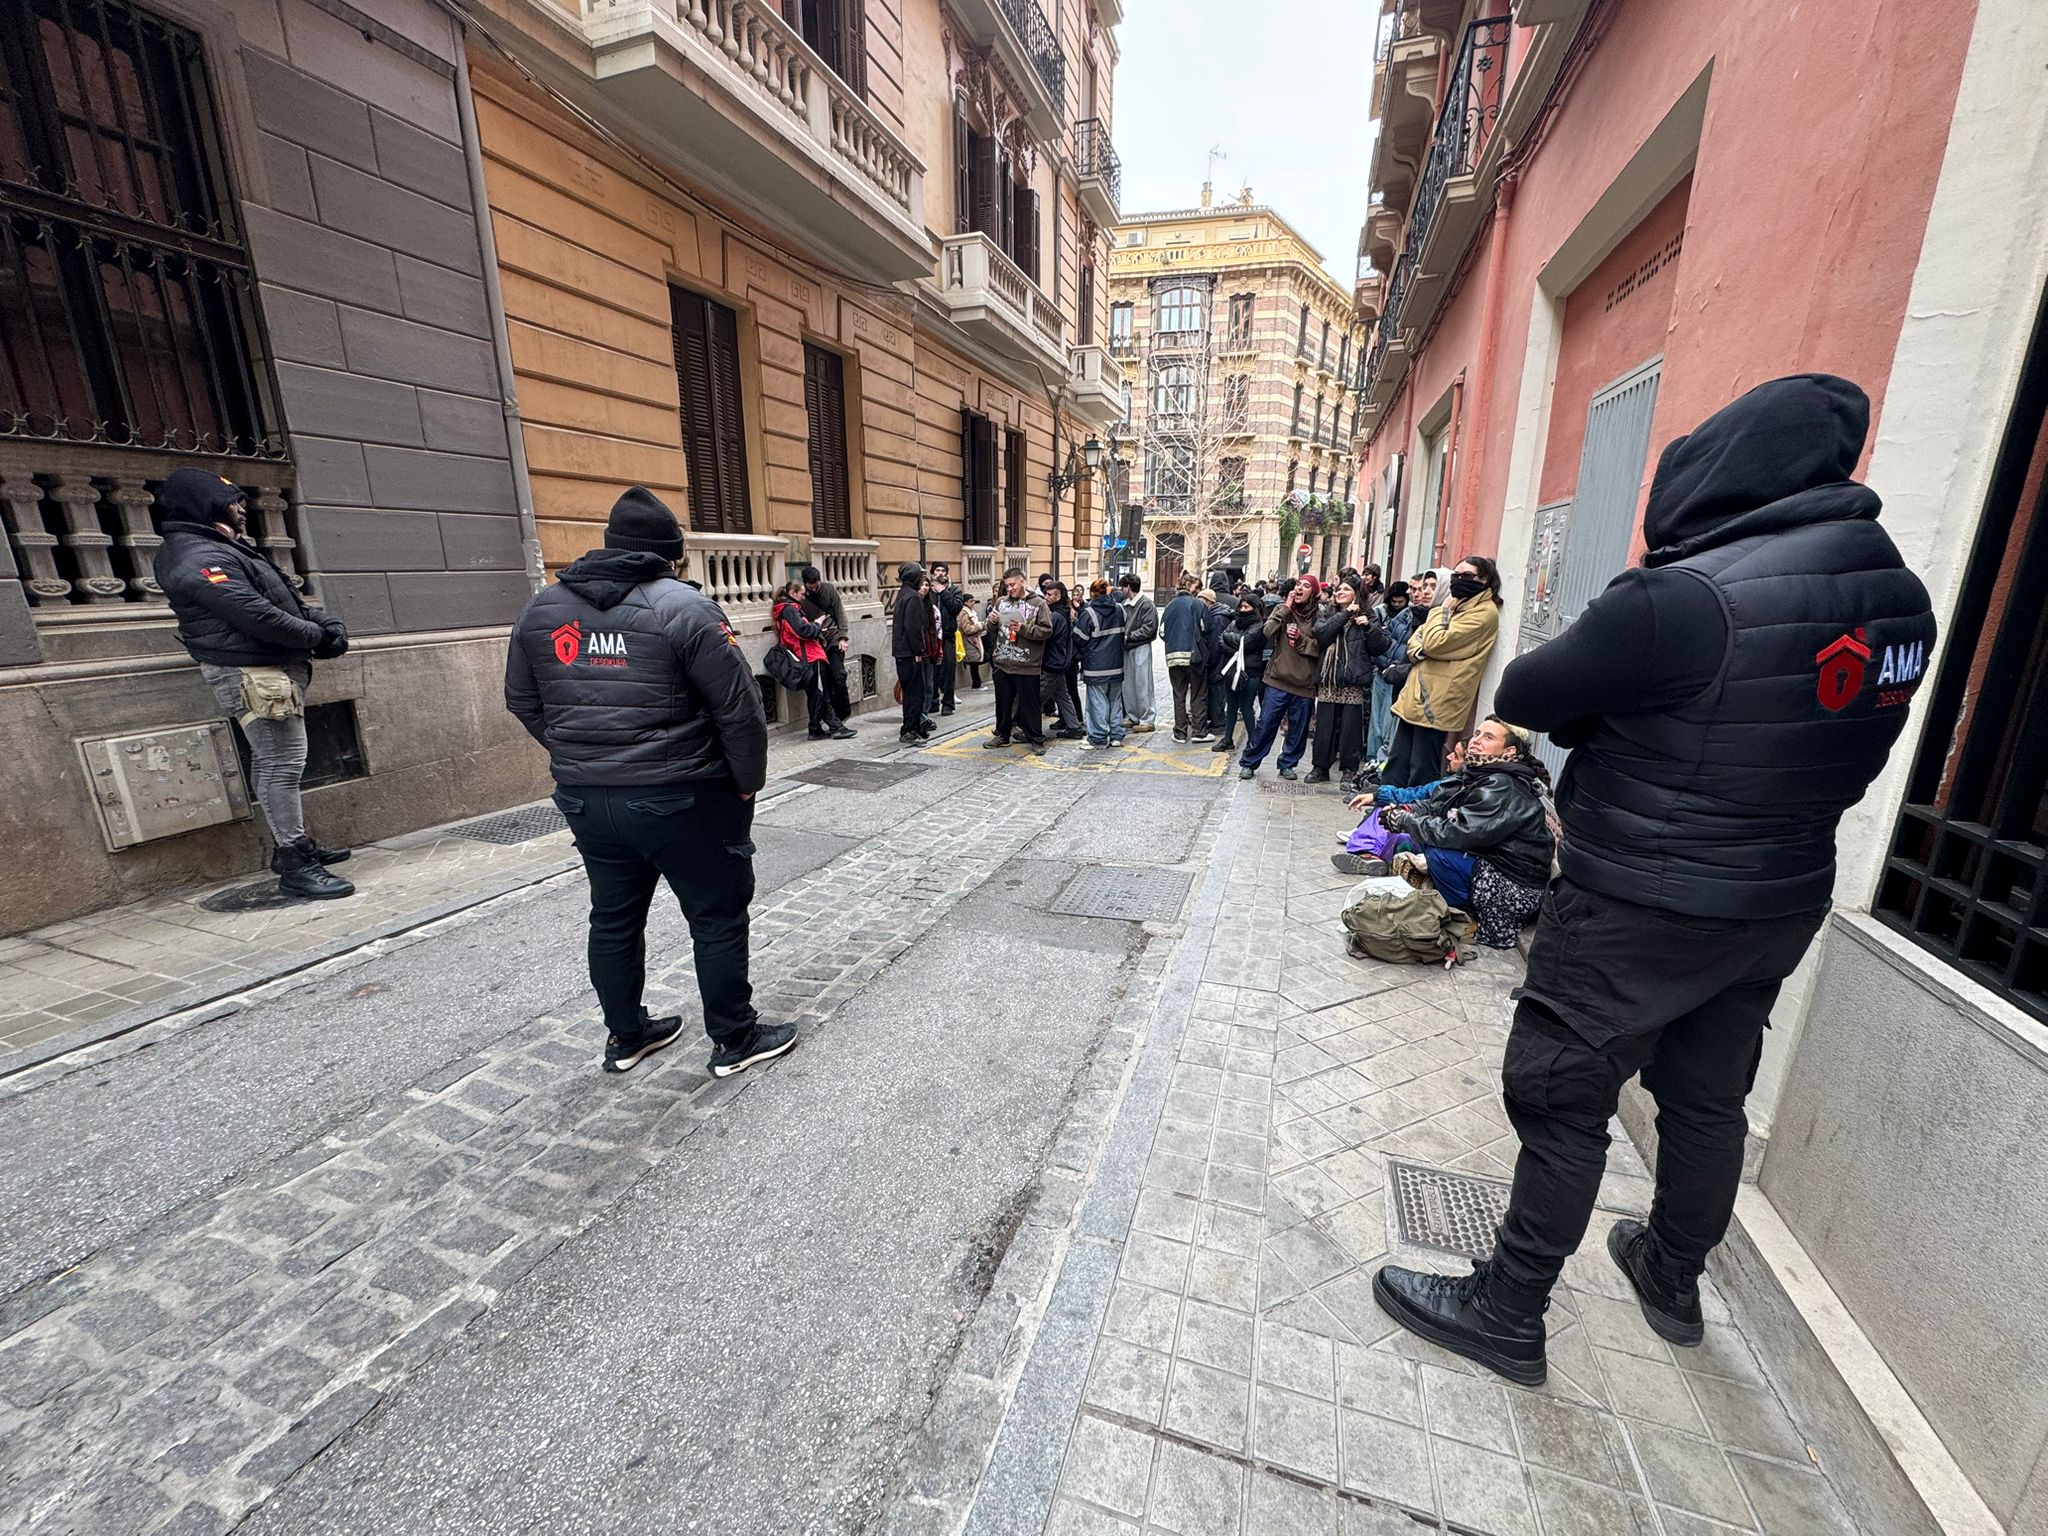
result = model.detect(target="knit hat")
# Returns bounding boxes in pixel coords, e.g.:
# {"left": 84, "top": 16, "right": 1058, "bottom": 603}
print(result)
{"left": 157, "top": 468, "right": 246, "bottom": 528}
{"left": 605, "top": 487, "right": 683, "bottom": 559}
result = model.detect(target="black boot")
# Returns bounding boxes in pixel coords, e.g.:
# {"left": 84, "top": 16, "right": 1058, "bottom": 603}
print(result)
{"left": 1303, "top": 768, "right": 1331, "bottom": 784}
{"left": 1373, "top": 1261, "right": 1547, "bottom": 1385}
{"left": 307, "top": 839, "right": 351, "bottom": 865}
{"left": 1607, "top": 1220, "right": 1705, "bottom": 1345}
{"left": 272, "top": 837, "right": 356, "bottom": 900}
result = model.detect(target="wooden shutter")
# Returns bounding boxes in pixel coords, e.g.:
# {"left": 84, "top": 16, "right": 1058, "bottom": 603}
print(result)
{"left": 1076, "top": 263, "right": 1094, "bottom": 344}
{"left": 839, "top": 0, "right": 866, "bottom": 97}
{"left": 1004, "top": 428, "right": 1026, "bottom": 546}
{"left": 670, "top": 285, "right": 751, "bottom": 534}
{"left": 996, "top": 154, "right": 1016, "bottom": 254}
{"left": 961, "top": 408, "right": 997, "bottom": 546}
{"left": 1017, "top": 188, "right": 1040, "bottom": 283}
{"left": 953, "top": 108, "right": 972, "bottom": 235}
{"left": 804, "top": 342, "right": 851, "bottom": 539}
{"left": 971, "top": 133, "right": 1000, "bottom": 239}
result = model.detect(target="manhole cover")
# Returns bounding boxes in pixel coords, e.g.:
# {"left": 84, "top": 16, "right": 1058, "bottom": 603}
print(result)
{"left": 1387, "top": 1159, "right": 1510, "bottom": 1259}
{"left": 197, "top": 879, "right": 303, "bottom": 913}
{"left": 1051, "top": 866, "right": 1193, "bottom": 922}
{"left": 789, "top": 759, "right": 930, "bottom": 793}
{"left": 446, "top": 804, "right": 567, "bottom": 845}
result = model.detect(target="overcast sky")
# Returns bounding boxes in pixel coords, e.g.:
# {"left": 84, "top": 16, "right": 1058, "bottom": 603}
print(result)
{"left": 1112, "top": 0, "right": 1379, "bottom": 281}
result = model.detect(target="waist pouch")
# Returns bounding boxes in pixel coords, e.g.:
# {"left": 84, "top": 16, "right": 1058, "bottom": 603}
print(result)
{"left": 237, "top": 666, "right": 303, "bottom": 725}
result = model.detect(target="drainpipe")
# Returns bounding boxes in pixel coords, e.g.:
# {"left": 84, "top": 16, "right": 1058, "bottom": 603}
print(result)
{"left": 1451, "top": 171, "right": 1517, "bottom": 555}
{"left": 454, "top": 34, "right": 543, "bottom": 591}
{"left": 1439, "top": 371, "right": 1466, "bottom": 566}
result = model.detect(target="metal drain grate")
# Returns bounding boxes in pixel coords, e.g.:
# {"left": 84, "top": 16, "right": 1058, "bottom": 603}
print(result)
{"left": 1050, "top": 866, "right": 1193, "bottom": 922}
{"left": 788, "top": 758, "right": 930, "bottom": 793}
{"left": 446, "top": 804, "right": 568, "bottom": 845}
{"left": 1387, "top": 1159, "right": 1511, "bottom": 1259}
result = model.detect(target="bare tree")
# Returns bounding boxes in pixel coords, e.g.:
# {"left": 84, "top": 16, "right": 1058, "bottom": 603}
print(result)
{"left": 1133, "top": 301, "right": 1267, "bottom": 585}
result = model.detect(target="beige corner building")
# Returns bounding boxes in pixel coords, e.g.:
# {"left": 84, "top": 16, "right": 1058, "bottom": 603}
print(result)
{"left": 1107, "top": 191, "right": 1361, "bottom": 589}
{"left": 462, "top": 0, "right": 1129, "bottom": 681}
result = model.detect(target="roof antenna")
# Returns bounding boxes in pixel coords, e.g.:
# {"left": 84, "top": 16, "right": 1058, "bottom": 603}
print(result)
{"left": 1201, "top": 144, "right": 1226, "bottom": 208}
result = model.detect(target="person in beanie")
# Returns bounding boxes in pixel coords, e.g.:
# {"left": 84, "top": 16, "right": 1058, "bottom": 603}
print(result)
{"left": 1373, "top": 375, "right": 1938, "bottom": 1386}
{"left": 152, "top": 468, "right": 354, "bottom": 900}
{"left": 505, "top": 487, "right": 793, "bottom": 1079}
{"left": 890, "top": 561, "right": 934, "bottom": 745}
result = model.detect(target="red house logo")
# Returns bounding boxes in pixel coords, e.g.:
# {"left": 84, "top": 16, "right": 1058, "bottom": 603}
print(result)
{"left": 1815, "top": 628, "right": 1870, "bottom": 712}
{"left": 551, "top": 621, "right": 583, "bottom": 666}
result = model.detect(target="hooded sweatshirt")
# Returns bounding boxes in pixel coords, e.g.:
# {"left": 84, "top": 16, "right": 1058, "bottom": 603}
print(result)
{"left": 505, "top": 546, "right": 769, "bottom": 792}
{"left": 890, "top": 563, "right": 930, "bottom": 660}
{"left": 1495, "top": 372, "right": 1936, "bottom": 918}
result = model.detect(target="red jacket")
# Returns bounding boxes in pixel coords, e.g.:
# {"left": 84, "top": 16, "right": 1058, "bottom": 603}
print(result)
{"left": 774, "top": 600, "right": 827, "bottom": 664}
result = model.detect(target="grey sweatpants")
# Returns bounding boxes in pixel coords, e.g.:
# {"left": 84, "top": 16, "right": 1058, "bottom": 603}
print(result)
{"left": 201, "top": 661, "right": 310, "bottom": 847}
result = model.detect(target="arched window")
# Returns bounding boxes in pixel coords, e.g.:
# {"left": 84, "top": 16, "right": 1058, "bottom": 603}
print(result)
{"left": 1156, "top": 286, "right": 1204, "bottom": 336}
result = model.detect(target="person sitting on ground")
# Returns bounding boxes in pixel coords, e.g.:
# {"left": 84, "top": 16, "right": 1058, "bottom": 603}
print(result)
{"left": 774, "top": 581, "right": 856, "bottom": 741}
{"left": 1372, "top": 718, "right": 1554, "bottom": 950}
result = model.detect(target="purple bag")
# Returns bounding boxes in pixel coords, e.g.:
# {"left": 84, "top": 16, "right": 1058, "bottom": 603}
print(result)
{"left": 1346, "top": 808, "right": 1403, "bottom": 860}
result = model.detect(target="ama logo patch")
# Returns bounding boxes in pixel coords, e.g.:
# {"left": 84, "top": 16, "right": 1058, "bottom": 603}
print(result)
{"left": 1815, "top": 629, "right": 1870, "bottom": 712}
{"left": 552, "top": 621, "right": 582, "bottom": 665}
{"left": 551, "top": 621, "right": 629, "bottom": 668}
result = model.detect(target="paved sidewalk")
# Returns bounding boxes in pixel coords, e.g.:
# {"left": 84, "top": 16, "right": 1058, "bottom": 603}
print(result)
{"left": 0, "top": 695, "right": 994, "bottom": 1070}
{"left": 892, "top": 774, "right": 1876, "bottom": 1536}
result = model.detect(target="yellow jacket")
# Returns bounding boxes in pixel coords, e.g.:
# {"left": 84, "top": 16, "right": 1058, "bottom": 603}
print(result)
{"left": 1393, "top": 595, "right": 1501, "bottom": 731}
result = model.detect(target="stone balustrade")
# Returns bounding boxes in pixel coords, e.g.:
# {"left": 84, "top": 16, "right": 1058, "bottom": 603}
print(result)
{"left": 0, "top": 445, "right": 306, "bottom": 616}
{"left": 808, "top": 536, "right": 883, "bottom": 615}
{"left": 684, "top": 531, "right": 787, "bottom": 627}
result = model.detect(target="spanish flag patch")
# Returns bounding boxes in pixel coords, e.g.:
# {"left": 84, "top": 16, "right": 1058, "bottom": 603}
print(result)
{"left": 201, "top": 566, "right": 229, "bottom": 585}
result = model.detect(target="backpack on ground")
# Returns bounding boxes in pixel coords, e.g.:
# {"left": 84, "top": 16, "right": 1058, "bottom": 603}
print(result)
{"left": 1340, "top": 875, "right": 1475, "bottom": 965}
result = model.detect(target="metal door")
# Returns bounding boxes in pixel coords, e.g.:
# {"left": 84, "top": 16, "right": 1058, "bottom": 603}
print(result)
{"left": 1526, "top": 356, "right": 1662, "bottom": 773}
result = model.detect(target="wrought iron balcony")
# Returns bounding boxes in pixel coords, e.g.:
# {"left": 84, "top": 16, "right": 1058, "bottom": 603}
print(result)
{"left": 1411, "top": 17, "right": 1511, "bottom": 272}
{"left": 949, "top": 0, "right": 1066, "bottom": 137}
{"left": 999, "top": 0, "right": 1064, "bottom": 104}
{"left": 1074, "top": 118, "right": 1121, "bottom": 226}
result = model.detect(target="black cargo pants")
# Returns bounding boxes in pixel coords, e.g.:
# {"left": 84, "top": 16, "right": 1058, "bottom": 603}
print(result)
{"left": 1488, "top": 878, "right": 1824, "bottom": 1310}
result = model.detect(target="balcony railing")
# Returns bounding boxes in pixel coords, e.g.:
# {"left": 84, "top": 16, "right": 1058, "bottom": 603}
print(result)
{"left": 684, "top": 530, "right": 787, "bottom": 627}
{"left": 939, "top": 232, "right": 1063, "bottom": 355}
{"left": 1074, "top": 118, "right": 1121, "bottom": 220}
{"left": 1, "top": 444, "right": 309, "bottom": 615}
{"left": 1412, "top": 17, "right": 1512, "bottom": 248}
{"left": 996, "top": 0, "right": 1064, "bottom": 105}
{"left": 808, "top": 536, "right": 884, "bottom": 616}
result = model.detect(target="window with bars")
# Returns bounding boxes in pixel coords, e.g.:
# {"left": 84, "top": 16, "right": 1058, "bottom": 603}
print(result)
{"left": 1152, "top": 363, "right": 1195, "bottom": 417}
{"left": 1109, "top": 301, "right": 1132, "bottom": 349}
{"left": 0, "top": 0, "right": 281, "bottom": 457}
{"left": 1296, "top": 302, "right": 1310, "bottom": 357}
{"left": 1223, "top": 374, "right": 1249, "bottom": 424}
{"left": 669, "top": 285, "right": 751, "bottom": 534}
{"left": 1290, "top": 383, "right": 1304, "bottom": 435}
{"left": 1146, "top": 439, "right": 1194, "bottom": 501}
{"left": 1227, "top": 292, "right": 1254, "bottom": 347}
{"left": 802, "top": 341, "right": 850, "bottom": 539}
{"left": 1876, "top": 297, "right": 2048, "bottom": 1022}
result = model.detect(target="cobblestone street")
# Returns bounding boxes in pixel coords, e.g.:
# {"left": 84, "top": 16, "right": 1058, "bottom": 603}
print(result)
{"left": 0, "top": 703, "right": 1908, "bottom": 1534}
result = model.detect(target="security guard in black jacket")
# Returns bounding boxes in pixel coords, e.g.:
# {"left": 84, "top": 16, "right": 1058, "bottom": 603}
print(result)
{"left": 1374, "top": 374, "right": 1937, "bottom": 1386}
{"left": 152, "top": 468, "right": 354, "bottom": 900}
{"left": 506, "top": 487, "right": 791, "bottom": 1079}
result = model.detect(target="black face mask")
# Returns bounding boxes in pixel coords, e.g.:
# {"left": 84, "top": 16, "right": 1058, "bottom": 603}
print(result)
{"left": 1449, "top": 574, "right": 1486, "bottom": 601}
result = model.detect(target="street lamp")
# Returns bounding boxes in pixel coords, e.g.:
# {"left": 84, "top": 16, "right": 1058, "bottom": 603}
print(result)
{"left": 1049, "top": 436, "right": 1100, "bottom": 496}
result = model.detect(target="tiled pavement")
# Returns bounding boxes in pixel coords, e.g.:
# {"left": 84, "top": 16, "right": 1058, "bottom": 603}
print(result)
{"left": 0, "top": 701, "right": 990, "bottom": 1068}
{"left": 893, "top": 772, "right": 1873, "bottom": 1536}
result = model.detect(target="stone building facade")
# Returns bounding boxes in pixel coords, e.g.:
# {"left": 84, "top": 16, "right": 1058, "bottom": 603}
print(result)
{"left": 1107, "top": 194, "right": 1359, "bottom": 589}
{"left": 0, "top": 0, "right": 538, "bottom": 932}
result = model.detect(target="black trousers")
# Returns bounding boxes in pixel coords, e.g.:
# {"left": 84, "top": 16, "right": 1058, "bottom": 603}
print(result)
{"left": 553, "top": 781, "right": 758, "bottom": 1048}
{"left": 993, "top": 669, "right": 1045, "bottom": 742}
{"left": 1381, "top": 720, "right": 1447, "bottom": 788}
{"left": 824, "top": 646, "right": 852, "bottom": 720}
{"left": 938, "top": 645, "right": 958, "bottom": 707}
{"left": 801, "top": 660, "right": 840, "bottom": 734}
{"left": 1311, "top": 699, "right": 1366, "bottom": 774}
{"left": 896, "top": 656, "right": 925, "bottom": 734}
{"left": 1489, "top": 879, "right": 1824, "bottom": 1309}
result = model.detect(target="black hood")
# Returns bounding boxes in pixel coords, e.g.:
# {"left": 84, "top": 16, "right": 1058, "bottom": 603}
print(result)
{"left": 558, "top": 547, "right": 675, "bottom": 609}
{"left": 897, "top": 561, "right": 924, "bottom": 588}
{"left": 1641, "top": 373, "right": 1880, "bottom": 567}
{"left": 157, "top": 467, "right": 246, "bottom": 528}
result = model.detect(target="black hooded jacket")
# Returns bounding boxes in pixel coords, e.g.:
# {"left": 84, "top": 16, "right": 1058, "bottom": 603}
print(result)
{"left": 1494, "top": 373, "right": 1936, "bottom": 918}
{"left": 151, "top": 471, "right": 332, "bottom": 667}
{"left": 504, "top": 548, "right": 769, "bottom": 793}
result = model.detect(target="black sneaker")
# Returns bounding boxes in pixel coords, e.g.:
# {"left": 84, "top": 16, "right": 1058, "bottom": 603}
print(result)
{"left": 708, "top": 1022, "right": 798, "bottom": 1078}
{"left": 1332, "top": 853, "right": 1387, "bottom": 876}
{"left": 1238, "top": 766, "right": 1255, "bottom": 780}
{"left": 1172, "top": 730, "right": 1188, "bottom": 743}
{"left": 1607, "top": 1220, "right": 1705, "bottom": 1345}
{"left": 1373, "top": 1262, "right": 1547, "bottom": 1386}
{"left": 1277, "top": 767, "right": 1298, "bottom": 781}
{"left": 940, "top": 703, "right": 956, "bottom": 716}
{"left": 603, "top": 1012, "right": 684, "bottom": 1073}
{"left": 899, "top": 729, "right": 922, "bottom": 746}
{"left": 1303, "top": 768, "right": 1331, "bottom": 784}
{"left": 1210, "top": 739, "right": 1233, "bottom": 752}
{"left": 308, "top": 839, "right": 351, "bottom": 865}
{"left": 982, "top": 734, "right": 1013, "bottom": 749}
{"left": 830, "top": 725, "right": 857, "bottom": 739}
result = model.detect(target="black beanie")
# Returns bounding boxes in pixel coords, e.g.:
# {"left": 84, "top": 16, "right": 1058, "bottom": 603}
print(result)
{"left": 157, "top": 467, "right": 246, "bottom": 528}
{"left": 605, "top": 487, "right": 683, "bottom": 559}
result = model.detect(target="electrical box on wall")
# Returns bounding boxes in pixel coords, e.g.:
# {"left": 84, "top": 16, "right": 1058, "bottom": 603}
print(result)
{"left": 77, "top": 722, "right": 251, "bottom": 852}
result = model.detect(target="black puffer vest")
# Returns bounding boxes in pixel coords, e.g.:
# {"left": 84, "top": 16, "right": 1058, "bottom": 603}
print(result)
{"left": 1556, "top": 375, "right": 1937, "bottom": 919}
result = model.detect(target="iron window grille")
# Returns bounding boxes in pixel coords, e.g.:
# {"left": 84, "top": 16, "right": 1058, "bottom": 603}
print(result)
{"left": 0, "top": 0, "right": 283, "bottom": 459}
{"left": 1073, "top": 118, "right": 1120, "bottom": 210}
{"left": 1875, "top": 290, "right": 2048, "bottom": 1022}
